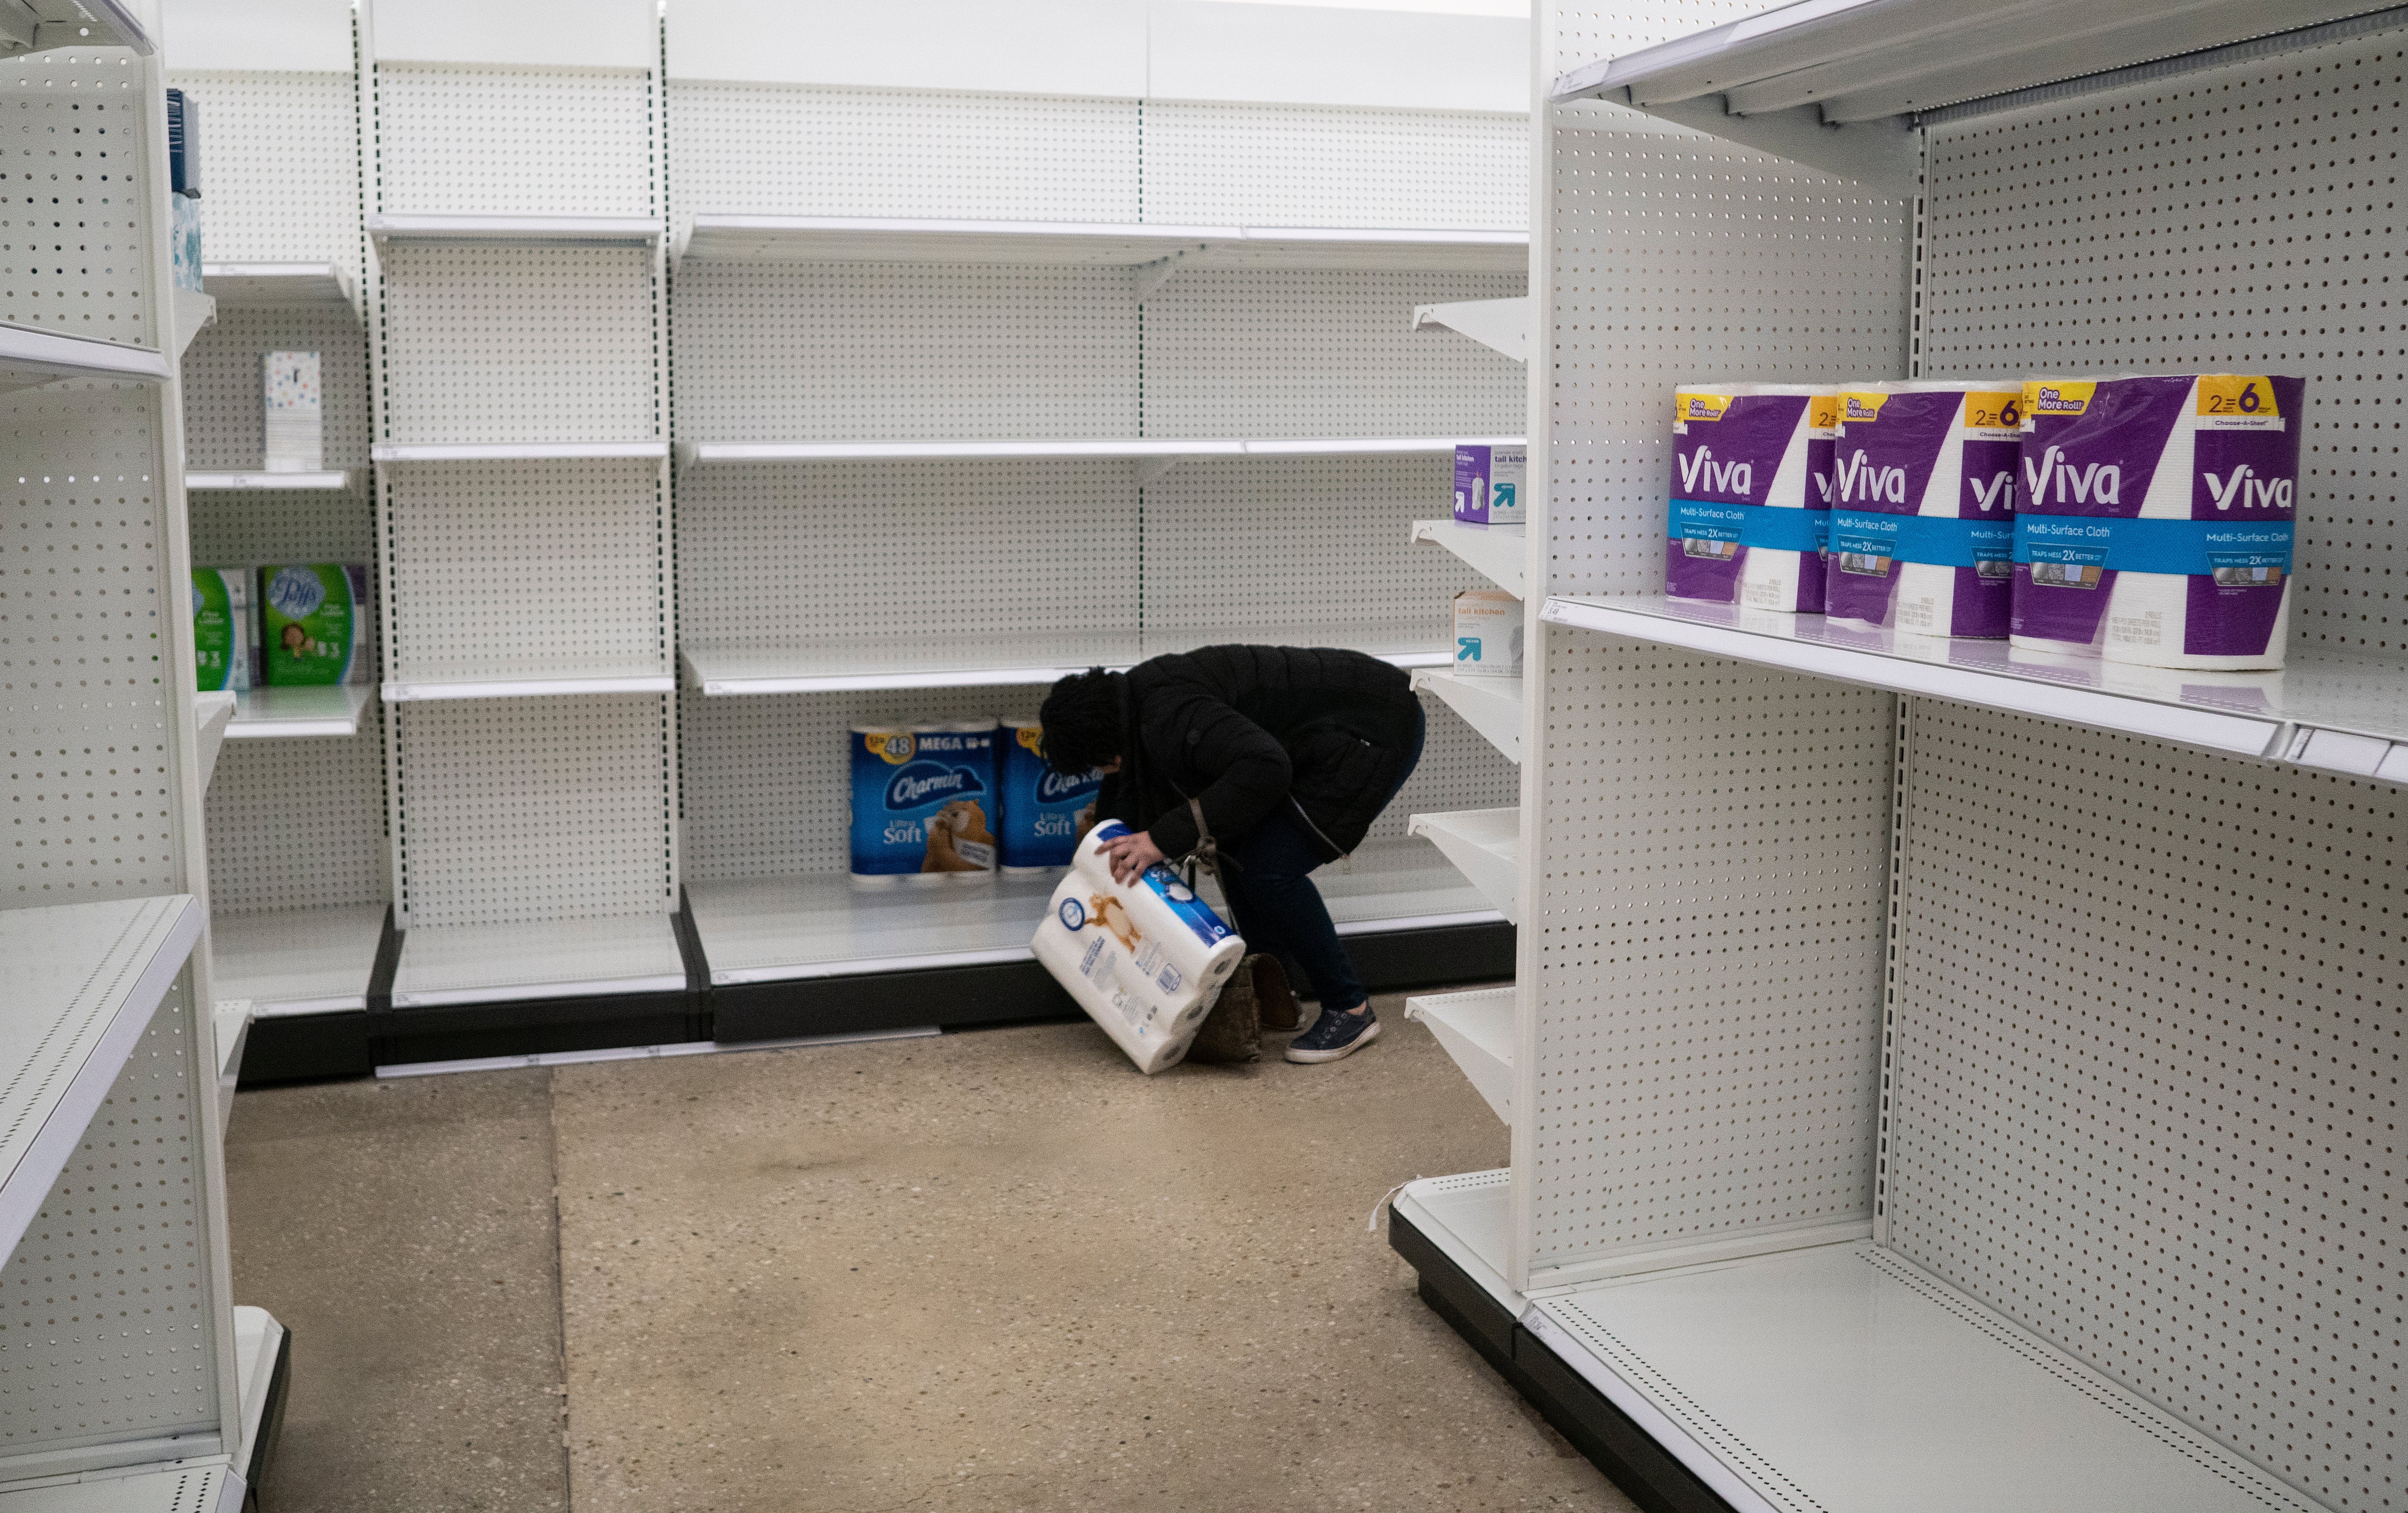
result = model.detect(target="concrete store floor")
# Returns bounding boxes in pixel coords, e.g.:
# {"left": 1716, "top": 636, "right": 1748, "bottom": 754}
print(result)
{"left": 224, "top": 990, "right": 1627, "bottom": 1513}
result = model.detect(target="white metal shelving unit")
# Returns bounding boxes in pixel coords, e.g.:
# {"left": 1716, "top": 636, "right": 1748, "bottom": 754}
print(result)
{"left": 1390, "top": 2, "right": 2408, "bottom": 1511}
{"left": 201, "top": 260, "right": 355, "bottom": 309}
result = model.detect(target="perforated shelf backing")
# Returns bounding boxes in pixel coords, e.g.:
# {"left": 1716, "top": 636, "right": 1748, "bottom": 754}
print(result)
{"left": 0, "top": 384, "right": 184, "bottom": 907}
{"left": 0, "top": 49, "right": 157, "bottom": 350}
{"left": 1884, "top": 701, "right": 2405, "bottom": 1513}
{"left": 376, "top": 243, "right": 659, "bottom": 446}
{"left": 677, "top": 682, "right": 1513, "bottom": 883}
{"left": 664, "top": 83, "right": 1140, "bottom": 236}
{"left": 204, "top": 709, "right": 388, "bottom": 917}
{"left": 677, "top": 458, "right": 1137, "bottom": 669}
{"left": 1137, "top": 103, "right": 1529, "bottom": 230}
{"left": 0, "top": 979, "right": 217, "bottom": 1461}
{"left": 384, "top": 457, "right": 666, "bottom": 684}
{"left": 167, "top": 69, "right": 363, "bottom": 293}
{"left": 371, "top": 64, "right": 657, "bottom": 220}
{"left": 1142, "top": 270, "right": 1524, "bottom": 438}
{"left": 391, "top": 694, "right": 673, "bottom": 930}
{"left": 182, "top": 306, "right": 368, "bottom": 480}
{"left": 1918, "top": 29, "right": 2408, "bottom": 662}
{"left": 669, "top": 263, "right": 1137, "bottom": 443}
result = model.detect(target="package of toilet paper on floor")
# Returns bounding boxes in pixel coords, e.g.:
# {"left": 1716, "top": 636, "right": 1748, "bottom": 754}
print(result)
{"left": 256, "top": 563, "right": 375, "bottom": 685}
{"left": 1032, "top": 821, "right": 1248, "bottom": 1075}
{"left": 1453, "top": 443, "right": 1525, "bottom": 528}
{"left": 191, "top": 567, "right": 253, "bottom": 692}
{"left": 1666, "top": 384, "right": 1835, "bottom": 612}
{"left": 849, "top": 722, "right": 999, "bottom": 888}
{"left": 998, "top": 717, "right": 1102, "bottom": 873}
{"left": 2011, "top": 374, "right": 2303, "bottom": 670}
{"left": 1452, "top": 588, "right": 1522, "bottom": 677}
{"left": 1824, "top": 382, "right": 2020, "bottom": 637}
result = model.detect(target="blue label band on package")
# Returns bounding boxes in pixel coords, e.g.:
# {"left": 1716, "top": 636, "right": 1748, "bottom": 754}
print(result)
{"left": 1669, "top": 498, "right": 1827, "bottom": 553}
{"left": 1829, "top": 511, "right": 2013, "bottom": 568}
{"left": 2013, "top": 516, "right": 2295, "bottom": 575}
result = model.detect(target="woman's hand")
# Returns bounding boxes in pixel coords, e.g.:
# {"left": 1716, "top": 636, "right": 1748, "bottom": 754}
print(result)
{"left": 1101, "top": 830, "right": 1166, "bottom": 886}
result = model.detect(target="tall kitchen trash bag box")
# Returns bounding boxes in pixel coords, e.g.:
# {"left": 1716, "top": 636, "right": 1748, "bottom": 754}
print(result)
{"left": 1034, "top": 822, "right": 1248, "bottom": 1075}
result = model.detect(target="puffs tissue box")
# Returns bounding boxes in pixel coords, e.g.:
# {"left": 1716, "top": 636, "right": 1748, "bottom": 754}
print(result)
{"left": 1033, "top": 821, "right": 1247, "bottom": 1075}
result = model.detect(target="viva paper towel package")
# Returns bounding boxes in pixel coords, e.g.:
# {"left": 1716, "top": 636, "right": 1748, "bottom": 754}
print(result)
{"left": 1666, "top": 384, "right": 1835, "bottom": 612}
{"left": 998, "top": 717, "right": 1102, "bottom": 873}
{"left": 1824, "top": 382, "right": 2020, "bottom": 637}
{"left": 1453, "top": 443, "right": 1526, "bottom": 528}
{"left": 1033, "top": 821, "right": 1247, "bottom": 1075}
{"left": 848, "top": 721, "right": 999, "bottom": 888}
{"left": 256, "top": 564, "right": 375, "bottom": 685}
{"left": 191, "top": 568, "right": 253, "bottom": 692}
{"left": 2011, "top": 374, "right": 2303, "bottom": 670}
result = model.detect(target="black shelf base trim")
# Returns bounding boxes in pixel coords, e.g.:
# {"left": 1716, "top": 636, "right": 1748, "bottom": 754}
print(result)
{"left": 1388, "top": 1204, "right": 1738, "bottom": 1513}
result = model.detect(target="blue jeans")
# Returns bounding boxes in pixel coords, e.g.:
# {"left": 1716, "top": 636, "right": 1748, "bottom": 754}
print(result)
{"left": 1219, "top": 709, "right": 1426, "bottom": 1013}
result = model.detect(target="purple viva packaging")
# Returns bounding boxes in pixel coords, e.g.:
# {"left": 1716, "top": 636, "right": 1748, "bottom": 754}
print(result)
{"left": 1824, "top": 382, "right": 2021, "bottom": 637}
{"left": 2011, "top": 375, "right": 2302, "bottom": 670}
{"left": 1665, "top": 384, "right": 1835, "bottom": 612}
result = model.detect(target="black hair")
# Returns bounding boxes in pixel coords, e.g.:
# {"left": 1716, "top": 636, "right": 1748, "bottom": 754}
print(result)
{"left": 1037, "top": 668, "right": 1121, "bottom": 777}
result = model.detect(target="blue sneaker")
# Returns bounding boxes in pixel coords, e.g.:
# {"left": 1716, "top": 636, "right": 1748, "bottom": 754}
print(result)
{"left": 1284, "top": 1003, "right": 1380, "bottom": 1064}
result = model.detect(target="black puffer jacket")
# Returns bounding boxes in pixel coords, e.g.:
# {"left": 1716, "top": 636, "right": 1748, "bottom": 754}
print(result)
{"left": 1097, "top": 645, "right": 1422, "bottom": 864}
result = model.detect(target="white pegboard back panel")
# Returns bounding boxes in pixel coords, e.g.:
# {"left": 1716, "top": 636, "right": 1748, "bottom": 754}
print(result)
{"left": 202, "top": 713, "right": 387, "bottom": 916}
{"left": 1919, "top": 29, "right": 2408, "bottom": 664}
{"left": 383, "top": 457, "right": 666, "bottom": 684}
{"left": 676, "top": 458, "right": 1138, "bottom": 668}
{"left": 0, "top": 49, "right": 158, "bottom": 349}
{"left": 0, "top": 979, "right": 218, "bottom": 1462}
{"left": 1143, "top": 270, "right": 1524, "bottom": 437}
{"left": 665, "top": 83, "right": 1141, "bottom": 239}
{"left": 1524, "top": 635, "right": 1892, "bottom": 1276}
{"left": 669, "top": 264, "right": 1136, "bottom": 442}
{"left": 0, "top": 384, "right": 185, "bottom": 907}
{"left": 1139, "top": 102, "right": 1529, "bottom": 228}
{"left": 163, "top": 70, "right": 361, "bottom": 294}
{"left": 391, "top": 695, "right": 673, "bottom": 928}
{"left": 368, "top": 63, "right": 656, "bottom": 218}
{"left": 181, "top": 305, "right": 367, "bottom": 474}
{"left": 1882, "top": 702, "right": 2405, "bottom": 1513}
{"left": 377, "top": 244, "right": 659, "bottom": 445}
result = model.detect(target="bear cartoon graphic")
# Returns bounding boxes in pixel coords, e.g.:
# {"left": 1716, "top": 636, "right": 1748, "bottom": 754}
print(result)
{"left": 1087, "top": 893, "right": 1141, "bottom": 954}
{"left": 921, "top": 798, "right": 997, "bottom": 873}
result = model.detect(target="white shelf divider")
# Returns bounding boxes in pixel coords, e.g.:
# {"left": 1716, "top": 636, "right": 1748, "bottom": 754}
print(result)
{"left": 201, "top": 262, "right": 355, "bottom": 310}
{"left": 678, "top": 435, "right": 1518, "bottom": 476}
{"left": 1525, "top": 1242, "right": 2330, "bottom": 1513}
{"left": 1406, "top": 808, "right": 1520, "bottom": 924}
{"left": 1543, "top": 594, "right": 2408, "bottom": 773}
{"left": 1413, "top": 519, "right": 1526, "bottom": 598}
{"left": 211, "top": 903, "right": 388, "bottom": 1018}
{"left": 1405, "top": 987, "right": 1514, "bottom": 1121}
{"left": 1411, "top": 669, "right": 1521, "bottom": 762}
{"left": 680, "top": 644, "right": 1448, "bottom": 696}
{"left": 187, "top": 470, "right": 355, "bottom": 492}
{"left": 172, "top": 289, "right": 216, "bottom": 357}
{"left": 388, "top": 913, "right": 686, "bottom": 1009}
{"left": 224, "top": 684, "right": 377, "bottom": 740}
{"left": 365, "top": 213, "right": 664, "bottom": 247}
{"left": 1412, "top": 296, "right": 1528, "bottom": 362}
{"left": 381, "top": 674, "right": 674, "bottom": 704}
{"left": 1, "top": 896, "right": 203, "bottom": 1262}
{"left": 371, "top": 440, "right": 667, "bottom": 464}
{"left": 194, "top": 691, "right": 236, "bottom": 789}
{"left": 0, "top": 319, "right": 171, "bottom": 391}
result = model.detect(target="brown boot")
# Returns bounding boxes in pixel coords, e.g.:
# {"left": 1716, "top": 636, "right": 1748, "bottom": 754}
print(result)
{"left": 1185, "top": 959, "right": 1261, "bottom": 1064}
{"left": 1249, "top": 954, "right": 1301, "bottom": 1033}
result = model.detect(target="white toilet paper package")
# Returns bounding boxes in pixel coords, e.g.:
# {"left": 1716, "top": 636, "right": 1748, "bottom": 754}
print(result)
{"left": 1665, "top": 384, "right": 1835, "bottom": 612}
{"left": 1824, "top": 382, "right": 2021, "bottom": 638}
{"left": 2010, "top": 374, "right": 2303, "bottom": 670}
{"left": 1033, "top": 822, "right": 1248, "bottom": 1075}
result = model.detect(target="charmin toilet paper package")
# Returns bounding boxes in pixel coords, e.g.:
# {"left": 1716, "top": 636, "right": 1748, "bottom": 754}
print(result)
{"left": 191, "top": 568, "right": 252, "bottom": 692}
{"left": 1032, "top": 821, "right": 1247, "bottom": 1075}
{"left": 263, "top": 351, "right": 322, "bottom": 472}
{"left": 256, "top": 564, "right": 375, "bottom": 685}
{"left": 1825, "top": 382, "right": 2020, "bottom": 637}
{"left": 1452, "top": 589, "right": 1522, "bottom": 677}
{"left": 1665, "top": 384, "right": 1835, "bottom": 612}
{"left": 848, "top": 721, "right": 998, "bottom": 888}
{"left": 2011, "top": 374, "right": 2303, "bottom": 670}
{"left": 1453, "top": 443, "right": 1526, "bottom": 528}
{"left": 998, "top": 717, "right": 1101, "bottom": 873}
